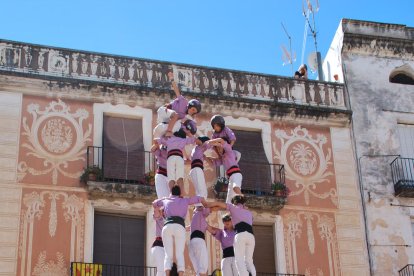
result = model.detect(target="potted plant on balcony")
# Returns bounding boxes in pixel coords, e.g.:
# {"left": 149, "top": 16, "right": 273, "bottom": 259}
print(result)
{"left": 271, "top": 181, "right": 289, "bottom": 197}
{"left": 144, "top": 171, "right": 155, "bottom": 185}
{"left": 80, "top": 166, "right": 102, "bottom": 183}
{"left": 213, "top": 177, "right": 229, "bottom": 195}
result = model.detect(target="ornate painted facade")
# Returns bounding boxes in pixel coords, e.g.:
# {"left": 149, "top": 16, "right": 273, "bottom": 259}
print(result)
{"left": 0, "top": 35, "right": 369, "bottom": 276}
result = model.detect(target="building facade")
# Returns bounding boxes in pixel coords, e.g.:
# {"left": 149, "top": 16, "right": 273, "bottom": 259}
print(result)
{"left": 324, "top": 19, "right": 414, "bottom": 275}
{"left": 0, "top": 38, "right": 369, "bottom": 275}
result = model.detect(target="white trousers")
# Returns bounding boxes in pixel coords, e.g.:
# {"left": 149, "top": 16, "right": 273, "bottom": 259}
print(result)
{"left": 162, "top": 223, "right": 186, "bottom": 272}
{"left": 153, "top": 121, "right": 182, "bottom": 139}
{"left": 189, "top": 167, "right": 207, "bottom": 198}
{"left": 155, "top": 173, "right": 169, "bottom": 199}
{"left": 234, "top": 232, "right": 256, "bottom": 276}
{"left": 226, "top": 173, "right": 243, "bottom": 203}
{"left": 189, "top": 237, "right": 209, "bottom": 275}
{"left": 221, "top": 256, "right": 237, "bottom": 276}
{"left": 151, "top": 246, "right": 165, "bottom": 276}
{"left": 167, "top": 156, "right": 184, "bottom": 182}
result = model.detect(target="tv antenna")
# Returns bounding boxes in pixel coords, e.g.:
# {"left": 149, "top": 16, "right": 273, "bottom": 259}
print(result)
{"left": 301, "top": 0, "right": 323, "bottom": 79}
{"left": 281, "top": 22, "right": 296, "bottom": 75}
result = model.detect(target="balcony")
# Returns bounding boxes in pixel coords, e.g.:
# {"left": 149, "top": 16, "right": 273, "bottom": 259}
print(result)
{"left": 71, "top": 262, "right": 156, "bottom": 276}
{"left": 0, "top": 39, "right": 348, "bottom": 114}
{"left": 391, "top": 157, "right": 414, "bottom": 197}
{"left": 399, "top": 264, "right": 414, "bottom": 276}
{"left": 213, "top": 163, "right": 287, "bottom": 212}
{"left": 85, "top": 146, "right": 157, "bottom": 202}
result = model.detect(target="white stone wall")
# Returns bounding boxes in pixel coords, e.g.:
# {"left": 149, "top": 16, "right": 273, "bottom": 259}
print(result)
{"left": 327, "top": 19, "right": 414, "bottom": 275}
{"left": 0, "top": 92, "right": 22, "bottom": 275}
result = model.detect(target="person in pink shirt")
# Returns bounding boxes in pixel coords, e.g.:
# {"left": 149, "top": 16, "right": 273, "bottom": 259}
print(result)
{"left": 151, "top": 207, "right": 165, "bottom": 276}
{"left": 207, "top": 214, "right": 237, "bottom": 276}
{"left": 189, "top": 206, "right": 211, "bottom": 276}
{"left": 156, "top": 122, "right": 201, "bottom": 194}
{"left": 157, "top": 72, "right": 202, "bottom": 137}
{"left": 189, "top": 136, "right": 211, "bottom": 199}
{"left": 207, "top": 138, "right": 243, "bottom": 203}
{"left": 153, "top": 186, "right": 207, "bottom": 276}
{"left": 204, "top": 195, "right": 256, "bottom": 276}
{"left": 210, "top": 115, "right": 241, "bottom": 162}
{"left": 151, "top": 143, "right": 169, "bottom": 199}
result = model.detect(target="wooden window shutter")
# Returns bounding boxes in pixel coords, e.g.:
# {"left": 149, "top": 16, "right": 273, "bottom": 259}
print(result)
{"left": 93, "top": 213, "right": 146, "bottom": 266}
{"left": 253, "top": 224, "right": 276, "bottom": 273}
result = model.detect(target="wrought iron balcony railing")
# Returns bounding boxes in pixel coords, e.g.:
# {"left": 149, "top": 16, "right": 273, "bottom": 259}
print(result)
{"left": 399, "top": 264, "right": 414, "bottom": 276}
{"left": 391, "top": 157, "right": 414, "bottom": 197}
{"left": 86, "top": 146, "right": 155, "bottom": 185}
{"left": 71, "top": 262, "right": 157, "bottom": 276}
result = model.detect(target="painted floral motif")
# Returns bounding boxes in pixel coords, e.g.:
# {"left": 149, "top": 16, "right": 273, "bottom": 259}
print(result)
{"left": 290, "top": 143, "right": 317, "bottom": 176}
{"left": 17, "top": 99, "right": 92, "bottom": 185}
{"left": 33, "top": 251, "right": 66, "bottom": 276}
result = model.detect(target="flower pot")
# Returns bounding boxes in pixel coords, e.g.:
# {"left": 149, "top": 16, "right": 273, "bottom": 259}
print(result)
{"left": 274, "top": 190, "right": 284, "bottom": 197}
{"left": 88, "top": 173, "right": 97, "bottom": 181}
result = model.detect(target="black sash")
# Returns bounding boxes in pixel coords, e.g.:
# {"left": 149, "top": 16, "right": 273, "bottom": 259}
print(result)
{"left": 226, "top": 166, "right": 241, "bottom": 177}
{"left": 191, "top": 159, "right": 204, "bottom": 170}
{"left": 190, "top": 230, "right": 205, "bottom": 240}
{"left": 164, "top": 216, "right": 185, "bottom": 228}
{"left": 168, "top": 149, "right": 183, "bottom": 159}
{"left": 156, "top": 166, "right": 167, "bottom": 177}
{"left": 234, "top": 222, "right": 254, "bottom": 235}
{"left": 223, "top": 246, "right": 235, "bottom": 258}
{"left": 152, "top": 238, "right": 164, "bottom": 248}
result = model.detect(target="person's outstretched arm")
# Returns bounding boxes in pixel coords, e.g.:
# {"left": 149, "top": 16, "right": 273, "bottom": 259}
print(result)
{"left": 168, "top": 72, "right": 181, "bottom": 98}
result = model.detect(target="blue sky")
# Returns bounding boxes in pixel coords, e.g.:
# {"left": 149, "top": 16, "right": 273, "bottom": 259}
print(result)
{"left": 1, "top": 1, "right": 413, "bottom": 78}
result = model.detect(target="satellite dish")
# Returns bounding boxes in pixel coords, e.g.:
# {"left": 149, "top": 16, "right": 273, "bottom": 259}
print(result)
{"left": 307, "top": 52, "right": 318, "bottom": 72}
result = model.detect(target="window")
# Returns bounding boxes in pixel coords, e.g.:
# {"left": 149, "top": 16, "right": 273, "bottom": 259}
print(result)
{"left": 102, "top": 115, "right": 145, "bottom": 182}
{"left": 389, "top": 64, "right": 414, "bottom": 85}
{"left": 93, "top": 213, "right": 146, "bottom": 266}
{"left": 232, "top": 129, "right": 272, "bottom": 194}
{"left": 253, "top": 224, "right": 276, "bottom": 273}
{"left": 397, "top": 124, "right": 414, "bottom": 158}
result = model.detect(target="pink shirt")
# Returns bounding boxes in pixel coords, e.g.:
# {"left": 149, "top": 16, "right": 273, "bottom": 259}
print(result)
{"left": 170, "top": 95, "right": 188, "bottom": 119}
{"left": 154, "top": 147, "right": 168, "bottom": 168}
{"left": 191, "top": 143, "right": 212, "bottom": 161}
{"left": 226, "top": 203, "right": 253, "bottom": 226}
{"left": 214, "top": 142, "right": 238, "bottom": 170}
{"left": 158, "top": 136, "right": 196, "bottom": 152}
{"left": 153, "top": 195, "right": 202, "bottom": 219}
{"left": 212, "top": 127, "right": 236, "bottom": 142}
{"left": 154, "top": 215, "right": 164, "bottom": 237}
{"left": 190, "top": 208, "right": 211, "bottom": 233}
{"left": 214, "top": 229, "right": 236, "bottom": 249}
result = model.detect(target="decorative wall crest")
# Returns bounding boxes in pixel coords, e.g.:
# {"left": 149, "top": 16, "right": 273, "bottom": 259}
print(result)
{"left": 17, "top": 99, "right": 92, "bottom": 185}
{"left": 274, "top": 126, "right": 337, "bottom": 206}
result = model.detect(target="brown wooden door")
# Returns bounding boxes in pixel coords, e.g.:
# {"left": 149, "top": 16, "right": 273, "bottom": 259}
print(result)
{"left": 93, "top": 213, "right": 146, "bottom": 266}
{"left": 103, "top": 116, "right": 145, "bottom": 183}
{"left": 253, "top": 224, "right": 276, "bottom": 273}
{"left": 232, "top": 130, "right": 272, "bottom": 194}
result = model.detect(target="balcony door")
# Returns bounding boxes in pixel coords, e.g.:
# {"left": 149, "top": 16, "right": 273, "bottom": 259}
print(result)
{"left": 232, "top": 129, "right": 272, "bottom": 194}
{"left": 93, "top": 213, "right": 146, "bottom": 266}
{"left": 103, "top": 115, "right": 145, "bottom": 182}
{"left": 253, "top": 224, "right": 277, "bottom": 273}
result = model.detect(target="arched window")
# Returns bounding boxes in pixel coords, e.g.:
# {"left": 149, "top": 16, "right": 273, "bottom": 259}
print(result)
{"left": 389, "top": 64, "right": 414, "bottom": 85}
